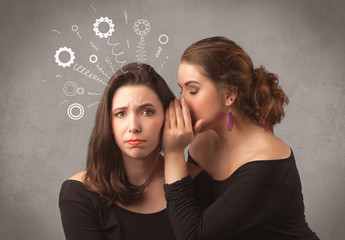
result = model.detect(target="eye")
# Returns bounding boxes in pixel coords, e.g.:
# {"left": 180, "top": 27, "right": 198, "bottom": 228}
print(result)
{"left": 189, "top": 88, "right": 199, "bottom": 95}
{"left": 142, "top": 109, "right": 154, "bottom": 116}
{"left": 114, "top": 112, "right": 125, "bottom": 117}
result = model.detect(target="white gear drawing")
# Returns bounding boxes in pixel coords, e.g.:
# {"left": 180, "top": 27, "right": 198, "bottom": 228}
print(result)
{"left": 133, "top": 19, "right": 151, "bottom": 36}
{"left": 63, "top": 81, "right": 78, "bottom": 96}
{"left": 55, "top": 47, "right": 75, "bottom": 68}
{"left": 93, "top": 17, "right": 115, "bottom": 39}
{"left": 76, "top": 87, "right": 85, "bottom": 95}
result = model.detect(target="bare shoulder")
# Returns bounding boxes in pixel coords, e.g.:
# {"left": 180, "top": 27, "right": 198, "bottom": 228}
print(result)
{"left": 68, "top": 171, "right": 85, "bottom": 183}
{"left": 254, "top": 134, "right": 291, "bottom": 161}
{"left": 190, "top": 130, "right": 217, "bottom": 160}
{"left": 187, "top": 163, "right": 203, "bottom": 179}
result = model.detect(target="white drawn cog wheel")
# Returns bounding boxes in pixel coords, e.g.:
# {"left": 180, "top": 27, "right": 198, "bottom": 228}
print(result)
{"left": 55, "top": 47, "right": 75, "bottom": 68}
{"left": 63, "top": 81, "right": 78, "bottom": 96}
{"left": 133, "top": 19, "right": 151, "bottom": 36}
{"left": 93, "top": 17, "right": 115, "bottom": 38}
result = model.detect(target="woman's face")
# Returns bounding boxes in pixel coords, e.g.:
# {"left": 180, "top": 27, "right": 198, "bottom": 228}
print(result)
{"left": 111, "top": 85, "right": 165, "bottom": 160}
{"left": 178, "top": 62, "right": 227, "bottom": 131}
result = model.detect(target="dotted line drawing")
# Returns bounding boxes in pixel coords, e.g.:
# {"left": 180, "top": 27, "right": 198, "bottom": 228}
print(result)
{"left": 67, "top": 103, "right": 84, "bottom": 120}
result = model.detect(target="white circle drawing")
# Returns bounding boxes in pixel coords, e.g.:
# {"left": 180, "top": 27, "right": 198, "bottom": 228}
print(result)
{"left": 54, "top": 46, "right": 76, "bottom": 68}
{"left": 67, "top": 103, "right": 84, "bottom": 120}
{"left": 159, "top": 34, "right": 169, "bottom": 44}
{"left": 63, "top": 81, "right": 78, "bottom": 96}
{"left": 133, "top": 19, "right": 151, "bottom": 36}
{"left": 71, "top": 25, "right": 78, "bottom": 32}
{"left": 93, "top": 17, "right": 115, "bottom": 39}
{"left": 89, "top": 54, "right": 98, "bottom": 63}
{"left": 76, "top": 87, "right": 85, "bottom": 95}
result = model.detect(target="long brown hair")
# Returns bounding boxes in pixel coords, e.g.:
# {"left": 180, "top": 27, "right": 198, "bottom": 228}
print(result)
{"left": 181, "top": 36, "right": 289, "bottom": 132}
{"left": 84, "top": 63, "right": 175, "bottom": 206}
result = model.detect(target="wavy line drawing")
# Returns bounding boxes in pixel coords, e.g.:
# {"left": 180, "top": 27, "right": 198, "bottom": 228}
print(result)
{"left": 52, "top": 29, "right": 62, "bottom": 35}
{"left": 107, "top": 38, "right": 127, "bottom": 73}
{"left": 90, "top": 4, "right": 96, "bottom": 12}
{"left": 96, "top": 63, "right": 110, "bottom": 79}
{"left": 59, "top": 100, "right": 69, "bottom": 106}
{"left": 158, "top": 56, "right": 169, "bottom": 73}
{"left": 89, "top": 41, "right": 99, "bottom": 51}
{"left": 105, "top": 57, "right": 116, "bottom": 73}
{"left": 126, "top": 39, "right": 130, "bottom": 48}
{"left": 136, "top": 37, "right": 146, "bottom": 68}
{"left": 87, "top": 92, "right": 102, "bottom": 96}
{"left": 87, "top": 101, "right": 100, "bottom": 108}
{"left": 156, "top": 47, "right": 162, "bottom": 58}
{"left": 123, "top": 11, "right": 128, "bottom": 24}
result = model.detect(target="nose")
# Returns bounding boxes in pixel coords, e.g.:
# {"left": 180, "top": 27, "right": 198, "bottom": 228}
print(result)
{"left": 128, "top": 114, "right": 141, "bottom": 133}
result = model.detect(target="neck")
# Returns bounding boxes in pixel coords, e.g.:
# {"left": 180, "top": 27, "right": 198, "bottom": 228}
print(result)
{"left": 122, "top": 150, "right": 163, "bottom": 186}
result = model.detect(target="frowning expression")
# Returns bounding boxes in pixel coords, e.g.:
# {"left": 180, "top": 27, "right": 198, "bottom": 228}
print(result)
{"left": 111, "top": 85, "right": 165, "bottom": 160}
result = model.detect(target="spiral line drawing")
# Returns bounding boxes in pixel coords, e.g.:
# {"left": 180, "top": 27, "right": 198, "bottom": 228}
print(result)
{"left": 156, "top": 47, "right": 162, "bottom": 58}
{"left": 136, "top": 37, "right": 146, "bottom": 68}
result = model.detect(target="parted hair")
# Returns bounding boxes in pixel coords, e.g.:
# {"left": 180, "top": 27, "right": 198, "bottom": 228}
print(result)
{"left": 83, "top": 63, "right": 175, "bottom": 206}
{"left": 181, "top": 36, "right": 289, "bottom": 132}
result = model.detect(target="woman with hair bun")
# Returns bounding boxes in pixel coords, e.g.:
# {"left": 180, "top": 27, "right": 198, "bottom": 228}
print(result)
{"left": 162, "top": 37, "right": 319, "bottom": 240}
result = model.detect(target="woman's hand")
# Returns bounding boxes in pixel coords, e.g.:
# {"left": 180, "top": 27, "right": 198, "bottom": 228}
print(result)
{"left": 162, "top": 99, "right": 194, "bottom": 155}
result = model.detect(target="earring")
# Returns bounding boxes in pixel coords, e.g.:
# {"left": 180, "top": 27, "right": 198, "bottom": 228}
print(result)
{"left": 227, "top": 108, "right": 233, "bottom": 132}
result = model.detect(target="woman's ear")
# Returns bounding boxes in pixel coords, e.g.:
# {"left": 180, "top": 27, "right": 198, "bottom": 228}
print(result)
{"left": 225, "top": 85, "right": 238, "bottom": 107}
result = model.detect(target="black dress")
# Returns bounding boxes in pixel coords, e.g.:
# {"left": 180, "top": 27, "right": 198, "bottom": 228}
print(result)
{"left": 59, "top": 172, "right": 210, "bottom": 240}
{"left": 164, "top": 150, "right": 320, "bottom": 240}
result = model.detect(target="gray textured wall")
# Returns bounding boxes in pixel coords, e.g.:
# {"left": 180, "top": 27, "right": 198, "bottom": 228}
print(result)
{"left": 1, "top": 0, "right": 344, "bottom": 239}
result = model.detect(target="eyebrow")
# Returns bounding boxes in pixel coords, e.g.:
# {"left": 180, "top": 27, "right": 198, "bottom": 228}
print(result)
{"left": 112, "top": 103, "right": 156, "bottom": 112}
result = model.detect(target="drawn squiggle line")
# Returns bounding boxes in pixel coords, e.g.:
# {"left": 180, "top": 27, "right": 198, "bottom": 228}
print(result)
{"left": 105, "top": 57, "right": 116, "bottom": 74}
{"left": 87, "top": 101, "right": 100, "bottom": 108}
{"left": 52, "top": 29, "right": 62, "bottom": 35}
{"left": 126, "top": 39, "right": 130, "bottom": 48}
{"left": 96, "top": 63, "right": 110, "bottom": 79}
{"left": 89, "top": 41, "right": 99, "bottom": 51}
{"left": 136, "top": 37, "right": 146, "bottom": 68}
{"left": 87, "top": 91, "right": 102, "bottom": 96}
{"left": 158, "top": 61, "right": 166, "bottom": 73}
{"left": 123, "top": 11, "right": 128, "bottom": 24}
{"left": 107, "top": 38, "right": 127, "bottom": 74}
{"left": 90, "top": 4, "right": 96, "bottom": 12}
{"left": 59, "top": 100, "right": 69, "bottom": 106}
{"left": 156, "top": 47, "right": 162, "bottom": 58}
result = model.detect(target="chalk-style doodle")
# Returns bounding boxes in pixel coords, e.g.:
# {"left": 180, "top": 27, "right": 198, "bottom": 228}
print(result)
{"left": 56, "top": 75, "right": 62, "bottom": 78}
{"left": 93, "top": 17, "right": 115, "bottom": 39}
{"left": 87, "top": 101, "right": 100, "bottom": 109}
{"left": 126, "top": 39, "right": 130, "bottom": 48}
{"left": 76, "top": 87, "right": 85, "bottom": 95}
{"left": 71, "top": 25, "right": 82, "bottom": 39}
{"left": 73, "top": 63, "right": 108, "bottom": 86}
{"left": 89, "top": 54, "right": 98, "bottom": 63}
{"left": 59, "top": 100, "right": 69, "bottom": 106}
{"left": 123, "top": 11, "right": 128, "bottom": 24}
{"left": 89, "top": 41, "right": 99, "bottom": 51}
{"left": 67, "top": 103, "right": 84, "bottom": 120}
{"left": 52, "top": 29, "right": 62, "bottom": 35}
{"left": 156, "top": 47, "right": 162, "bottom": 58}
{"left": 90, "top": 4, "right": 96, "bottom": 12}
{"left": 105, "top": 57, "right": 116, "bottom": 73}
{"left": 159, "top": 34, "right": 169, "bottom": 45}
{"left": 136, "top": 37, "right": 146, "bottom": 67}
{"left": 63, "top": 81, "right": 78, "bottom": 96}
{"left": 107, "top": 38, "right": 127, "bottom": 73}
{"left": 158, "top": 56, "right": 169, "bottom": 73}
{"left": 96, "top": 63, "right": 110, "bottom": 79}
{"left": 87, "top": 91, "right": 102, "bottom": 96}
{"left": 133, "top": 19, "right": 150, "bottom": 36}
{"left": 55, "top": 46, "right": 76, "bottom": 68}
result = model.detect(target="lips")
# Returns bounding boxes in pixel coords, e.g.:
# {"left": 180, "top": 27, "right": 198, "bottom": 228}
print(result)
{"left": 126, "top": 139, "right": 145, "bottom": 146}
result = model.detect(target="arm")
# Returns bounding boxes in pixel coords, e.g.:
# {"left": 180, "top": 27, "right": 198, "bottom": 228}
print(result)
{"left": 59, "top": 181, "right": 106, "bottom": 240}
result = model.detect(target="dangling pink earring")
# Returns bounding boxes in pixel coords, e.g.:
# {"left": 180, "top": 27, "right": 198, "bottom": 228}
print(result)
{"left": 227, "top": 110, "right": 233, "bottom": 131}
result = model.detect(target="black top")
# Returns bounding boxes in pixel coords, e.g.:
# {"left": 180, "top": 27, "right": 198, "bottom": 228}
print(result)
{"left": 164, "top": 150, "right": 320, "bottom": 240}
{"left": 59, "top": 172, "right": 210, "bottom": 240}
